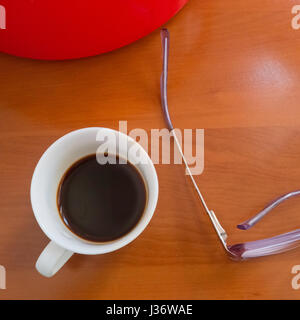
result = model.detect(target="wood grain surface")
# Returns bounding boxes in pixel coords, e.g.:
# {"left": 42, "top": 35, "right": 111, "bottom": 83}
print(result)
{"left": 1, "top": 0, "right": 300, "bottom": 299}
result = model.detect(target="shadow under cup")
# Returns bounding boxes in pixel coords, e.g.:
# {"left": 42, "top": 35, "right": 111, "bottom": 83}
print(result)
{"left": 31, "top": 128, "right": 159, "bottom": 255}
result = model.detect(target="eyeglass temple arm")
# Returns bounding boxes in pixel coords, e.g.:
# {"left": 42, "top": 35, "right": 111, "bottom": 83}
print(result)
{"left": 229, "top": 191, "right": 300, "bottom": 259}
{"left": 160, "top": 29, "right": 230, "bottom": 252}
{"left": 238, "top": 190, "right": 300, "bottom": 230}
{"left": 160, "top": 28, "right": 174, "bottom": 132}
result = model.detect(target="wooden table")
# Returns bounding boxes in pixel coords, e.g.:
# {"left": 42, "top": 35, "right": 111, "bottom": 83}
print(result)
{"left": 1, "top": 0, "right": 300, "bottom": 299}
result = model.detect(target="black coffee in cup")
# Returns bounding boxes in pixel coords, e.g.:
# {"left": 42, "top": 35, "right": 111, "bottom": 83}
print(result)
{"left": 57, "top": 154, "right": 147, "bottom": 242}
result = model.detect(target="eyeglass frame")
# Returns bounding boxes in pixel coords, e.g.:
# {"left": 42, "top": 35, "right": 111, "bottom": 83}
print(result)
{"left": 160, "top": 28, "right": 300, "bottom": 260}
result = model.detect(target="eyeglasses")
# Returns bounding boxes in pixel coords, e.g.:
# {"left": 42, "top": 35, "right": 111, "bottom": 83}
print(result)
{"left": 160, "top": 28, "right": 300, "bottom": 260}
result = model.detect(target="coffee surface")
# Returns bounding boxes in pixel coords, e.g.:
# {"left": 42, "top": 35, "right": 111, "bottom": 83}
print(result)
{"left": 57, "top": 154, "right": 146, "bottom": 242}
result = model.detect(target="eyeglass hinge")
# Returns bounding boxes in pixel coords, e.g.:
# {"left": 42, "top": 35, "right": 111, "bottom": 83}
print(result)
{"left": 208, "top": 210, "right": 228, "bottom": 245}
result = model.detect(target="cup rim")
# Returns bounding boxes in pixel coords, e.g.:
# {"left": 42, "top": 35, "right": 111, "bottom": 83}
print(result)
{"left": 30, "top": 127, "right": 159, "bottom": 254}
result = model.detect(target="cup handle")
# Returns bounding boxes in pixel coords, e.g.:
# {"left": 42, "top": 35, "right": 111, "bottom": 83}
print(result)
{"left": 36, "top": 241, "right": 74, "bottom": 277}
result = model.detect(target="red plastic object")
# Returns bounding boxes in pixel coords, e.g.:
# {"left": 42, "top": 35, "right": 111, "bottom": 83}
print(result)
{"left": 0, "top": 0, "right": 188, "bottom": 60}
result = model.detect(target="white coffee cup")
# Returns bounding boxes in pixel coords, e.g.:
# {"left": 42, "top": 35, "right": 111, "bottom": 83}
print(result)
{"left": 31, "top": 127, "right": 159, "bottom": 277}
